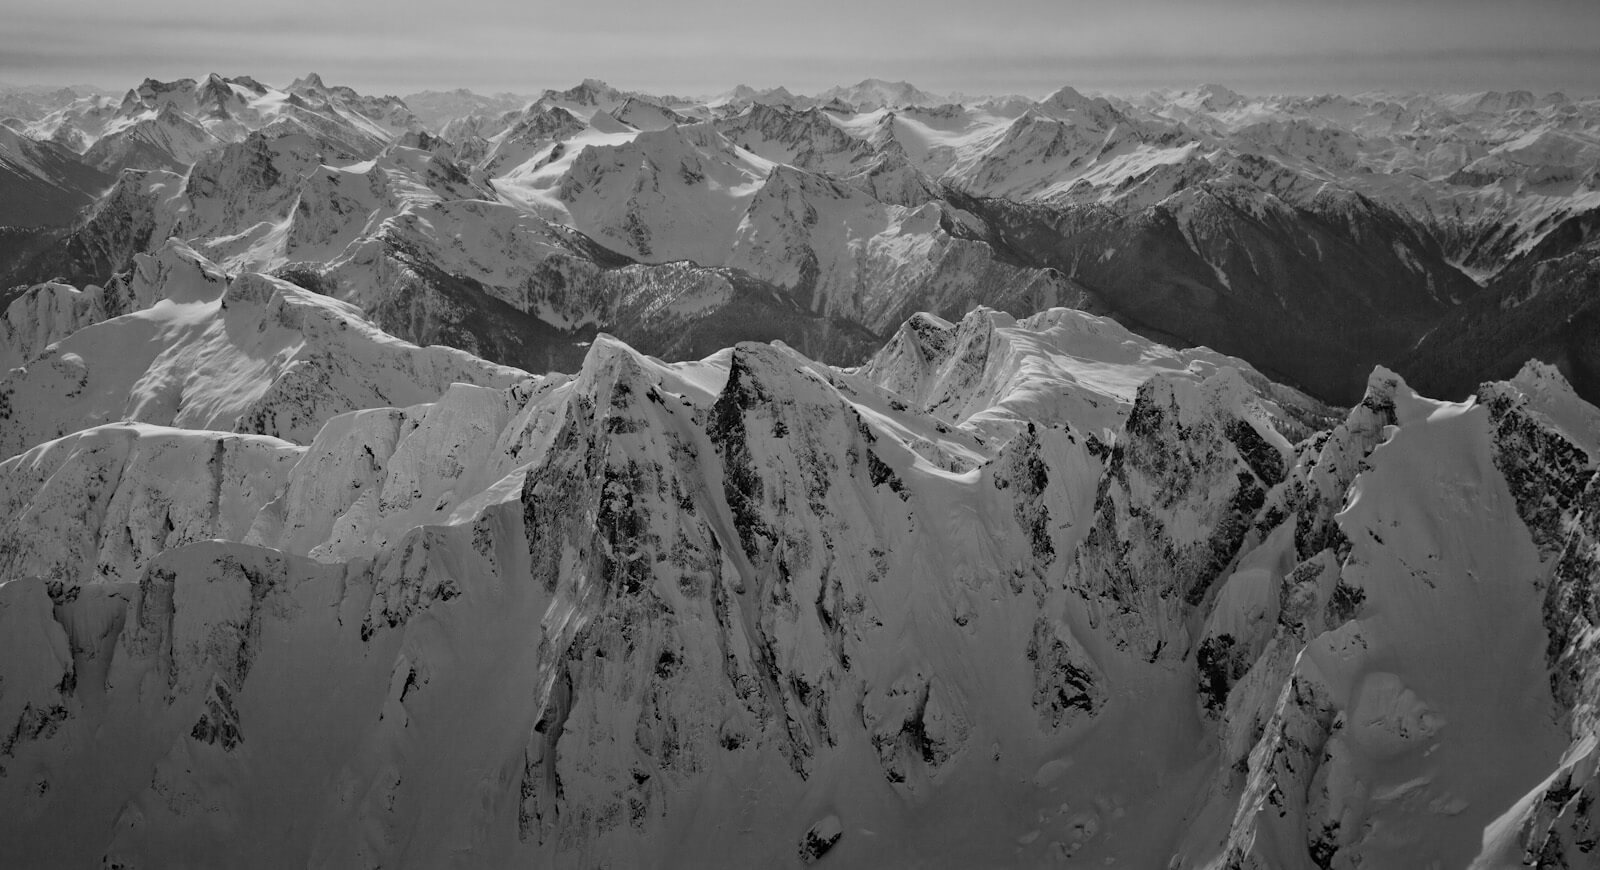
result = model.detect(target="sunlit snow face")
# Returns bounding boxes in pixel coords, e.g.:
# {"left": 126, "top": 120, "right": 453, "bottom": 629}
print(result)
{"left": 3, "top": 0, "right": 1598, "bottom": 95}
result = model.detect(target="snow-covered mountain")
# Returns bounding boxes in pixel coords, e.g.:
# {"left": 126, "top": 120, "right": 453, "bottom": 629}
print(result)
{"left": 815, "top": 79, "right": 949, "bottom": 111}
{"left": 10, "top": 67, "right": 1600, "bottom": 869}
{"left": 401, "top": 88, "right": 531, "bottom": 133}
{"left": 3, "top": 248, "right": 1599, "bottom": 866}
{"left": 0, "top": 83, "right": 107, "bottom": 125}
{"left": 0, "top": 239, "right": 524, "bottom": 456}
{"left": 8, "top": 74, "right": 1600, "bottom": 408}
{"left": 21, "top": 73, "right": 413, "bottom": 175}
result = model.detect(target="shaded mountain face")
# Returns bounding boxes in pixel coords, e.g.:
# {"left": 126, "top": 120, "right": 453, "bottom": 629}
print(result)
{"left": 1401, "top": 209, "right": 1600, "bottom": 403}
{"left": 944, "top": 184, "right": 1479, "bottom": 404}
{"left": 3, "top": 238, "right": 1600, "bottom": 867}
{"left": 0, "top": 127, "right": 112, "bottom": 228}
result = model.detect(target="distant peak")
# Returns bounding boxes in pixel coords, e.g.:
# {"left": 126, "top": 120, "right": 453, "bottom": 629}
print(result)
{"left": 291, "top": 72, "right": 328, "bottom": 92}
{"left": 853, "top": 77, "right": 911, "bottom": 88}
{"left": 1041, "top": 85, "right": 1089, "bottom": 106}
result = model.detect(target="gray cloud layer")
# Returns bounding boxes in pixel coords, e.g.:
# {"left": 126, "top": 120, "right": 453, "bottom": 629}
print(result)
{"left": 5, "top": 0, "right": 1598, "bottom": 96}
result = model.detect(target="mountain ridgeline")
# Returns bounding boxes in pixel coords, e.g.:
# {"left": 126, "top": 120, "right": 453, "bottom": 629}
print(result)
{"left": 3, "top": 75, "right": 1600, "bottom": 868}
{"left": 3, "top": 76, "right": 1598, "bottom": 404}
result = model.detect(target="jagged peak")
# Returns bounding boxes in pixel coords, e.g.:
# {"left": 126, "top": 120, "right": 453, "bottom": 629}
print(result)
{"left": 863, "top": 311, "right": 960, "bottom": 390}
{"left": 218, "top": 271, "right": 292, "bottom": 309}
{"left": 1127, "top": 366, "right": 1293, "bottom": 454}
{"left": 819, "top": 78, "right": 938, "bottom": 107}
{"left": 1193, "top": 82, "right": 1246, "bottom": 107}
{"left": 613, "top": 94, "right": 664, "bottom": 113}
{"left": 290, "top": 72, "right": 328, "bottom": 93}
{"left": 117, "top": 237, "right": 229, "bottom": 306}
{"left": 715, "top": 340, "right": 818, "bottom": 406}
{"left": 540, "top": 78, "right": 616, "bottom": 106}
{"left": 136, "top": 76, "right": 196, "bottom": 94}
{"left": 1492, "top": 359, "right": 1600, "bottom": 458}
{"left": 1042, "top": 84, "right": 1090, "bottom": 106}
{"left": 938, "top": 306, "right": 1009, "bottom": 369}
{"left": 956, "top": 304, "right": 1019, "bottom": 332}
{"left": 737, "top": 100, "right": 797, "bottom": 121}
{"left": 1510, "top": 358, "right": 1574, "bottom": 394}
{"left": 502, "top": 104, "right": 585, "bottom": 140}
{"left": 753, "top": 162, "right": 854, "bottom": 200}
{"left": 575, "top": 332, "right": 649, "bottom": 381}
{"left": 1362, "top": 365, "right": 1407, "bottom": 405}
{"left": 571, "top": 333, "right": 703, "bottom": 415}
{"left": 1036, "top": 86, "right": 1123, "bottom": 127}
{"left": 906, "top": 310, "right": 956, "bottom": 334}
{"left": 1361, "top": 364, "right": 1474, "bottom": 428}
{"left": 394, "top": 129, "right": 441, "bottom": 151}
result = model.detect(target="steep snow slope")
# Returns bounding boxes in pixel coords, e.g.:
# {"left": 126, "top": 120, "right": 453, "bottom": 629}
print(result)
{"left": 724, "top": 166, "right": 1073, "bottom": 331}
{"left": 475, "top": 106, "right": 588, "bottom": 178}
{"left": 511, "top": 122, "right": 1070, "bottom": 336}
{"left": 0, "top": 242, "right": 524, "bottom": 458}
{"left": 1184, "top": 370, "right": 1566, "bottom": 868}
{"left": 1, "top": 281, "right": 111, "bottom": 372}
{"left": 861, "top": 306, "right": 1333, "bottom": 440}
{"left": 552, "top": 123, "right": 773, "bottom": 264}
{"left": 610, "top": 97, "right": 696, "bottom": 132}
{"left": 2, "top": 302, "right": 1596, "bottom": 868}
{"left": 0, "top": 423, "right": 303, "bottom": 589}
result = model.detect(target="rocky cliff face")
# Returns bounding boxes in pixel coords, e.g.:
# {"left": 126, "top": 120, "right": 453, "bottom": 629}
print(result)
{"left": 3, "top": 293, "right": 1597, "bottom": 868}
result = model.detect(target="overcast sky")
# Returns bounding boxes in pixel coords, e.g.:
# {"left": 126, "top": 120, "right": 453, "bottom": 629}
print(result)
{"left": 4, "top": 0, "right": 1598, "bottom": 97}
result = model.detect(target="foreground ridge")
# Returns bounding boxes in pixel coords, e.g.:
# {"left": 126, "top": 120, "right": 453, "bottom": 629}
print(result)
{"left": 1, "top": 274, "right": 1598, "bottom": 865}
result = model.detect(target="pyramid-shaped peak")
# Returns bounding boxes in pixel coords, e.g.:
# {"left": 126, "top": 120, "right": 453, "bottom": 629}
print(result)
{"left": 290, "top": 72, "right": 328, "bottom": 92}
{"left": 1041, "top": 85, "right": 1093, "bottom": 108}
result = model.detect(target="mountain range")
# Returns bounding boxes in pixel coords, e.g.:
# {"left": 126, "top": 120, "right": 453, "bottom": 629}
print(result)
{"left": 2, "top": 74, "right": 1597, "bottom": 404}
{"left": 3, "top": 73, "right": 1600, "bottom": 868}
